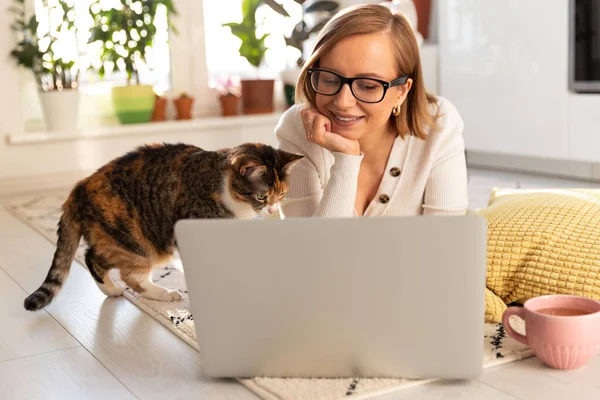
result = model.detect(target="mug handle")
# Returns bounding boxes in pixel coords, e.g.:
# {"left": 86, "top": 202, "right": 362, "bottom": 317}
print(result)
{"left": 502, "top": 307, "right": 528, "bottom": 345}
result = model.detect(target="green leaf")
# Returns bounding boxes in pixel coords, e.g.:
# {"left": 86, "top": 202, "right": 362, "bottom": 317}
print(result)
{"left": 305, "top": 1, "right": 339, "bottom": 14}
{"left": 26, "top": 16, "right": 38, "bottom": 32}
{"left": 161, "top": 0, "right": 178, "bottom": 15}
{"left": 263, "top": 0, "right": 289, "bottom": 17}
{"left": 222, "top": 0, "right": 272, "bottom": 69}
{"left": 257, "top": 32, "right": 269, "bottom": 45}
{"left": 242, "top": 0, "right": 261, "bottom": 25}
{"left": 60, "top": 1, "right": 70, "bottom": 16}
{"left": 224, "top": 22, "right": 253, "bottom": 43}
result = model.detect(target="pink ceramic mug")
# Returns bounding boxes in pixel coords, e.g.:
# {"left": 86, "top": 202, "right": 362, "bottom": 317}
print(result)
{"left": 502, "top": 294, "right": 600, "bottom": 370}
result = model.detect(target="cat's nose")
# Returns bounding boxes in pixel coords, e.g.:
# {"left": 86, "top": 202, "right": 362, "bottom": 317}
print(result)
{"left": 267, "top": 204, "right": 279, "bottom": 214}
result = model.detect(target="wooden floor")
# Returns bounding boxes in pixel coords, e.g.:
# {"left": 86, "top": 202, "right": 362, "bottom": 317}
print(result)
{"left": 1, "top": 168, "right": 600, "bottom": 400}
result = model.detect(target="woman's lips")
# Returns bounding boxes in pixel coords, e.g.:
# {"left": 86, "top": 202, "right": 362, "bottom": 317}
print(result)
{"left": 330, "top": 112, "right": 364, "bottom": 127}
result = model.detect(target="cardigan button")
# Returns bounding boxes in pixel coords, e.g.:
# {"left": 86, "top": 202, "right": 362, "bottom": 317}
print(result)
{"left": 379, "top": 194, "right": 390, "bottom": 204}
{"left": 389, "top": 167, "right": 401, "bottom": 177}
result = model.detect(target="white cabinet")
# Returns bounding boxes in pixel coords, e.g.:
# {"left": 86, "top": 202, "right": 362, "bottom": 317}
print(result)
{"left": 438, "top": 0, "right": 570, "bottom": 160}
{"left": 421, "top": 43, "right": 438, "bottom": 94}
{"left": 568, "top": 93, "right": 600, "bottom": 163}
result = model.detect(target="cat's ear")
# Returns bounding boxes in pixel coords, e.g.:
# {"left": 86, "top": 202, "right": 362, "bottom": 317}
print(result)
{"left": 278, "top": 150, "right": 305, "bottom": 173}
{"left": 240, "top": 161, "right": 267, "bottom": 180}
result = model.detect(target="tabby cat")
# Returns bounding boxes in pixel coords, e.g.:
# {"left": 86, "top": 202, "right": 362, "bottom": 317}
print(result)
{"left": 24, "top": 142, "right": 304, "bottom": 311}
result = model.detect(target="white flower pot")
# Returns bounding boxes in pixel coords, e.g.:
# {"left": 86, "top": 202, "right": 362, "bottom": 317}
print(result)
{"left": 39, "top": 90, "right": 80, "bottom": 133}
{"left": 280, "top": 67, "right": 301, "bottom": 86}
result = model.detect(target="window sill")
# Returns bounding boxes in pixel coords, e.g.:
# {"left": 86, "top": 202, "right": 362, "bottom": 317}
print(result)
{"left": 7, "top": 112, "right": 284, "bottom": 146}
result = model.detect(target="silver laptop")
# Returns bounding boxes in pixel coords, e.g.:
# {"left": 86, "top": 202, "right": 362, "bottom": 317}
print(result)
{"left": 175, "top": 215, "right": 487, "bottom": 379}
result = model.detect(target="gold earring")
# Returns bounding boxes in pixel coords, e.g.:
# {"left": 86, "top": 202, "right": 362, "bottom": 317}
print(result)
{"left": 392, "top": 105, "right": 401, "bottom": 116}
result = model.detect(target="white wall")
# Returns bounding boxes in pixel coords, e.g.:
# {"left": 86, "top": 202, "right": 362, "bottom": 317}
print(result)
{"left": 0, "top": 2, "right": 25, "bottom": 183}
{"left": 569, "top": 93, "right": 600, "bottom": 163}
{"left": 438, "top": 0, "right": 600, "bottom": 168}
{"left": 0, "top": 4, "right": 23, "bottom": 136}
{"left": 0, "top": 119, "right": 281, "bottom": 191}
{"left": 439, "top": 0, "right": 570, "bottom": 161}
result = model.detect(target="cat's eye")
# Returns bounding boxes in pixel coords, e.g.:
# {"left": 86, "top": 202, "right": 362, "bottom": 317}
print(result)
{"left": 279, "top": 191, "right": 287, "bottom": 197}
{"left": 256, "top": 194, "right": 267, "bottom": 201}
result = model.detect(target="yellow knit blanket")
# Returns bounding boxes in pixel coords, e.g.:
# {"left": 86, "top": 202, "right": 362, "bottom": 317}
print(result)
{"left": 478, "top": 188, "right": 600, "bottom": 323}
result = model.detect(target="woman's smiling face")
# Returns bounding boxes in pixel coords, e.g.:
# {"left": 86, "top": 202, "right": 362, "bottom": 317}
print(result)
{"left": 315, "top": 32, "right": 411, "bottom": 141}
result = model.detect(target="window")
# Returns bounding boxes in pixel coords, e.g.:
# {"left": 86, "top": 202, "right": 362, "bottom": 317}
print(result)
{"left": 202, "top": 0, "right": 303, "bottom": 85}
{"left": 18, "top": 0, "right": 311, "bottom": 131}
{"left": 32, "top": 0, "right": 173, "bottom": 94}
{"left": 23, "top": 0, "right": 174, "bottom": 130}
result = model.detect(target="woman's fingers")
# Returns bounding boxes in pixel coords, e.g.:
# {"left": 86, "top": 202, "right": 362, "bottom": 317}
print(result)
{"left": 301, "top": 108, "right": 328, "bottom": 144}
{"left": 300, "top": 107, "right": 360, "bottom": 155}
{"left": 310, "top": 113, "right": 331, "bottom": 145}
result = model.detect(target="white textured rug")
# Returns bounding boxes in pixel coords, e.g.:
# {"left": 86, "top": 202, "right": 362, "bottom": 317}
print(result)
{"left": 6, "top": 189, "right": 533, "bottom": 400}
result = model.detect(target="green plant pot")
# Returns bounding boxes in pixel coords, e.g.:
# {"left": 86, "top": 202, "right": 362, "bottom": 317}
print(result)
{"left": 111, "top": 85, "right": 156, "bottom": 124}
{"left": 280, "top": 67, "right": 301, "bottom": 107}
{"left": 284, "top": 84, "right": 295, "bottom": 107}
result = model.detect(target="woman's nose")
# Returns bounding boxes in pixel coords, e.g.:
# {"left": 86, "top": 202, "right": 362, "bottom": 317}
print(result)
{"left": 333, "top": 84, "right": 356, "bottom": 108}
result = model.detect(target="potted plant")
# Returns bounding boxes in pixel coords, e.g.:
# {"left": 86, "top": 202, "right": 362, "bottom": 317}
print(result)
{"left": 216, "top": 77, "right": 241, "bottom": 117}
{"left": 223, "top": 0, "right": 291, "bottom": 114}
{"left": 281, "top": 0, "right": 339, "bottom": 107}
{"left": 174, "top": 92, "right": 194, "bottom": 120}
{"left": 87, "top": 0, "right": 178, "bottom": 124}
{"left": 151, "top": 94, "right": 167, "bottom": 121}
{"left": 380, "top": 0, "right": 423, "bottom": 46}
{"left": 9, "top": 0, "right": 81, "bottom": 132}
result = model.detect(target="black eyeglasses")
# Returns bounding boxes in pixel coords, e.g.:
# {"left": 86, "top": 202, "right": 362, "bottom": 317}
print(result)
{"left": 307, "top": 68, "right": 409, "bottom": 104}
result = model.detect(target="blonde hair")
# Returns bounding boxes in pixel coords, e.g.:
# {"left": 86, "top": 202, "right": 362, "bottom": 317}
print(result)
{"left": 295, "top": 4, "right": 439, "bottom": 140}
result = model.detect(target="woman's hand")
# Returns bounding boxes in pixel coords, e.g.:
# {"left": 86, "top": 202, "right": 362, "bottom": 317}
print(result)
{"left": 300, "top": 108, "right": 361, "bottom": 156}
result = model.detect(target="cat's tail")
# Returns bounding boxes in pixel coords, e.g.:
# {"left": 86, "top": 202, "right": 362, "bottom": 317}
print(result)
{"left": 24, "top": 190, "right": 82, "bottom": 311}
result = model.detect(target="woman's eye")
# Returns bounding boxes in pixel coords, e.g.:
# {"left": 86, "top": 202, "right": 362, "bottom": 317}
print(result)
{"left": 256, "top": 194, "right": 267, "bottom": 201}
{"left": 358, "top": 83, "right": 378, "bottom": 91}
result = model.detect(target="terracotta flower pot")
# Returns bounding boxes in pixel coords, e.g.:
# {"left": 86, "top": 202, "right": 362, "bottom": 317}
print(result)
{"left": 240, "top": 79, "right": 275, "bottom": 115}
{"left": 151, "top": 96, "right": 168, "bottom": 121}
{"left": 174, "top": 96, "right": 194, "bottom": 120}
{"left": 413, "top": 0, "right": 432, "bottom": 40}
{"left": 219, "top": 94, "right": 240, "bottom": 116}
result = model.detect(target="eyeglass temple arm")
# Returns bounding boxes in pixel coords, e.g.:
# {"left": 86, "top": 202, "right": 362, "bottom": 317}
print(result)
{"left": 390, "top": 76, "right": 409, "bottom": 86}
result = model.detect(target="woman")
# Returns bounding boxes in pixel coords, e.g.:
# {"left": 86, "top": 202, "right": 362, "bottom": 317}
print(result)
{"left": 276, "top": 4, "right": 467, "bottom": 218}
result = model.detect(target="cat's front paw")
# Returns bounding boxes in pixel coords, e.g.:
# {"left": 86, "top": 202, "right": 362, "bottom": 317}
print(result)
{"left": 109, "top": 283, "right": 127, "bottom": 297}
{"left": 97, "top": 281, "right": 126, "bottom": 297}
{"left": 166, "top": 289, "right": 182, "bottom": 301}
{"left": 146, "top": 289, "right": 182, "bottom": 302}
